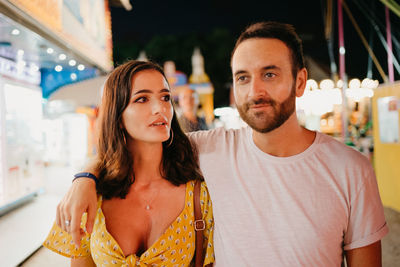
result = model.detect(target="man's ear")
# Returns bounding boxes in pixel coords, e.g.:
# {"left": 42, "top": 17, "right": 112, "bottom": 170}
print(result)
{"left": 295, "top": 68, "right": 308, "bottom": 97}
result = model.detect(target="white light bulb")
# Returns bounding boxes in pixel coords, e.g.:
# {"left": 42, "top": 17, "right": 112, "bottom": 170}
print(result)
{"left": 306, "top": 79, "right": 318, "bottom": 91}
{"left": 59, "top": 54, "right": 66, "bottom": 60}
{"left": 55, "top": 65, "right": 63, "bottom": 72}
{"left": 11, "top": 29, "right": 20, "bottom": 35}
{"left": 319, "top": 79, "right": 334, "bottom": 90}
{"left": 349, "top": 78, "right": 361, "bottom": 89}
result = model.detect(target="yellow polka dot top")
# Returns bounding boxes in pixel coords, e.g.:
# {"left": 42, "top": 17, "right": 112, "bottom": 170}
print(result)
{"left": 43, "top": 181, "right": 214, "bottom": 266}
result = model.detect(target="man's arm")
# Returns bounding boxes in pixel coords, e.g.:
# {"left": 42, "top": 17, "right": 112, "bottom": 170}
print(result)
{"left": 56, "top": 178, "right": 97, "bottom": 246}
{"left": 345, "top": 241, "right": 382, "bottom": 267}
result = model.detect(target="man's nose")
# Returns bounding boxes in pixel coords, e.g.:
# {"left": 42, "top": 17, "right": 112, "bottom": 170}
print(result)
{"left": 248, "top": 78, "right": 266, "bottom": 98}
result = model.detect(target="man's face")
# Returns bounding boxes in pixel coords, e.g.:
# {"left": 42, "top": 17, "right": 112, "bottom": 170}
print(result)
{"left": 179, "top": 88, "right": 196, "bottom": 114}
{"left": 231, "top": 38, "right": 302, "bottom": 133}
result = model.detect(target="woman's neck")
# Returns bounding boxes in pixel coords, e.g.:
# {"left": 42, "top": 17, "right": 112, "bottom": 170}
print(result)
{"left": 128, "top": 140, "right": 164, "bottom": 185}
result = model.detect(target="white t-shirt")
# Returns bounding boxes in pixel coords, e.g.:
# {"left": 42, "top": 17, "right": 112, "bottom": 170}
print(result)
{"left": 189, "top": 126, "right": 388, "bottom": 266}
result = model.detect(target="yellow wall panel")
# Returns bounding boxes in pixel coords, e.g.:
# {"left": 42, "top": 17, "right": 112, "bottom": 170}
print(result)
{"left": 372, "top": 83, "right": 400, "bottom": 211}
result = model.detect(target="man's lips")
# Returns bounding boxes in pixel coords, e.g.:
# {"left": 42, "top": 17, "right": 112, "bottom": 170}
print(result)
{"left": 248, "top": 103, "right": 272, "bottom": 110}
{"left": 250, "top": 103, "right": 271, "bottom": 108}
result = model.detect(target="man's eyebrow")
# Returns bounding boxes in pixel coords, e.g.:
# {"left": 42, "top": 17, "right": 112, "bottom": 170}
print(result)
{"left": 133, "top": 88, "right": 170, "bottom": 95}
{"left": 233, "top": 70, "right": 247, "bottom": 76}
{"left": 262, "top": 65, "right": 281, "bottom": 71}
{"left": 234, "top": 65, "right": 281, "bottom": 76}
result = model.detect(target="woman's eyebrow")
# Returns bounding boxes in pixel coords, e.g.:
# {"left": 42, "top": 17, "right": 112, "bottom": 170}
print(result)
{"left": 133, "top": 88, "right": 170, "bottom": 95}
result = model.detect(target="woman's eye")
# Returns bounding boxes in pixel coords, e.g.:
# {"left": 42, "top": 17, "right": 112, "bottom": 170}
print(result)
{"left": 134, "top": 97, "right": 147, "bottom": 103}
{"left": 162, "top": 94, "right": 171, "bottom": 102}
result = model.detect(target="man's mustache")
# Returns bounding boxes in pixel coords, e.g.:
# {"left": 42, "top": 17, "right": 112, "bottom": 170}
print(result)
{"left": 244, "top": 98, "right": 276, "bottom": 109}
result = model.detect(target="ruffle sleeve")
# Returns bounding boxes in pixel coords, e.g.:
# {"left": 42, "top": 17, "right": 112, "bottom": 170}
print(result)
{"left": 43, "top": 213, "right": 91, "bottom": 258}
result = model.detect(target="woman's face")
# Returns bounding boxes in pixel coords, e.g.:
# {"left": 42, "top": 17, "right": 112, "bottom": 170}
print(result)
{"left": 122, "top": 69, "right": 173, "bottom": 145}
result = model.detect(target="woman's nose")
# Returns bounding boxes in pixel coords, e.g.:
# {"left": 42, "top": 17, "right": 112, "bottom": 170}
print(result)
{"left": 152, "top": 99, "right": 166, "bottom": 114}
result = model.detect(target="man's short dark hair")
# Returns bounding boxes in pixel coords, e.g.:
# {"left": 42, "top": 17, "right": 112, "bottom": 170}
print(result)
{"left": 231, "top": 21, "right": 305, "bottom": 77}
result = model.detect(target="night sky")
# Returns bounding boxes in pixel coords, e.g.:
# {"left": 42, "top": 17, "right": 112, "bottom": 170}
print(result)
{"left": 111, "top": 0, "right": 324, "bottom": 40}
{"left": 109, "top": 0, "right": 400, "bottom": 106}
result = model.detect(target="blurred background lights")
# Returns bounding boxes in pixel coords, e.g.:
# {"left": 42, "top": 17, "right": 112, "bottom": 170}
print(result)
{"left": 361, "top": 78, "right": 379, "bottom": 89}
{"left": 46, "top": 47, "right": 54, "bottom": 54}
{"left": 58, "top": 54, "right": 66, "bottom": 60}
{"left": 305, "top": 79, "right": 318, "bottom": 91}
{"left": 298, "top": 78, "right": 379, "bottom": 115}
{"left": 345, "top": 78, "right": 378, "bottom": 102}
{"left": 349, "top": 78, "right": 361, "bottom": 89}
{"left": 319, "top": 79, "right": 335, "bottom": 90}
{"left": 11, "top": 29, "right": 20, "bottom": 35}
{"left": 68, "top": 59, "right": 76, "bottom": 66}
{"left": 55, "top": 65, "right": 63, "bottom": 72}
{"left": 30, "top": 63, "right": 39, "bottom": 72}
{"left": 330, "top": 88, "right": 343, "bottom": 105}
{"left": 70, "top": 73, "right": 77, "bottom": 80}
{"left": 77, "top": 64, "right": 85, "bottom": 71}
{"left": 336, "top": 79, "right": 344, "bottom": 88}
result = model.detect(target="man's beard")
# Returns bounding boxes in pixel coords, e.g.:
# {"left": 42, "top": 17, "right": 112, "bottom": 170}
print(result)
{"left": 237, "top": 83, "right": 296, "bottom": 133}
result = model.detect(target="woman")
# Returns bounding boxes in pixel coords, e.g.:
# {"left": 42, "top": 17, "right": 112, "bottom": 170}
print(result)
{"left": 43, "top": 60, "right": 214, "bottom": 266}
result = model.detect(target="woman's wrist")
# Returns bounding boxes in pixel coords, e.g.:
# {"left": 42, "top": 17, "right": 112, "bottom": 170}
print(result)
{"left": 73, "top": 172, "right": 98, "bottom": 185}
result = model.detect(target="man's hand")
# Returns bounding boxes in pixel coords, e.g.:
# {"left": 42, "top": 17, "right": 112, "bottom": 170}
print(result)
{"left": 56, "top": 178, "right": 97, "bottom": 247}
{"left": 345, "top": 241, "right": 382, "bottom": 267}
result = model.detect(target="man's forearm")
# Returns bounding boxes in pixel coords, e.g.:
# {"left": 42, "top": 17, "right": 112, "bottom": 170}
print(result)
{"left": 345, "top": 241, "right": 382, "bottom": 267}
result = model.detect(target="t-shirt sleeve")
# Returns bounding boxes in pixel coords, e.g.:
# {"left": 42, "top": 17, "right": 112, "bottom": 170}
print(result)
{"left": 343, "top": 166, "right": 389, "bottom": 250}
{"left": 43, "top": 213, "right": 91, "bottom": 258}
{"left": 187, "top": 130, "right": 210, "bottom": 151}
{"left": 200, "top": 181, "right": 215, "bottom": 265}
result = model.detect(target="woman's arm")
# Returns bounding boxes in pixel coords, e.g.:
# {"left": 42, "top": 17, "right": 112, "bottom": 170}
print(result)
{"left": 56, "top": 178, "right": 97, "bottom": 246}
{"left": 71, "top": 256, "right": 96, "bottom": 267}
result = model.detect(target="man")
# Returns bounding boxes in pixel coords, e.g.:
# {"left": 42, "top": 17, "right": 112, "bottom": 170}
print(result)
{"left": 177, "top": 86, "right": 208, "bottom": 132}
{"left": 58, "top": 22, "right": 388, "bottom": 266}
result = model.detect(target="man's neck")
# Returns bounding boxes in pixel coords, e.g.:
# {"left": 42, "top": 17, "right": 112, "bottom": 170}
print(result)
{"left": 182, "top": 111, "right": 197, "bottom": 122}
{"left": 252, "top": 113, "right": 316, "bottom": 157}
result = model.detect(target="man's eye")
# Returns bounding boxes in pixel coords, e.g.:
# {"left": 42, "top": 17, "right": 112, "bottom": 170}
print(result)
{"left": 236, "top": 76, "right": 248, "bottom": 82}
{"left": 134, "top": 97, "right": 147, "bottom": 103}
{"left": 265, "top": 73, "right": 276, "bottom": 78}
{"left": 162, "top": 94, "right": 171, "bottom": 102}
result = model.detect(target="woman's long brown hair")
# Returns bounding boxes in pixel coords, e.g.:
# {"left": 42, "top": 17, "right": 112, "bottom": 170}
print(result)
{"left": 95, "top": 60, "right": 203, "bottom": 199}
